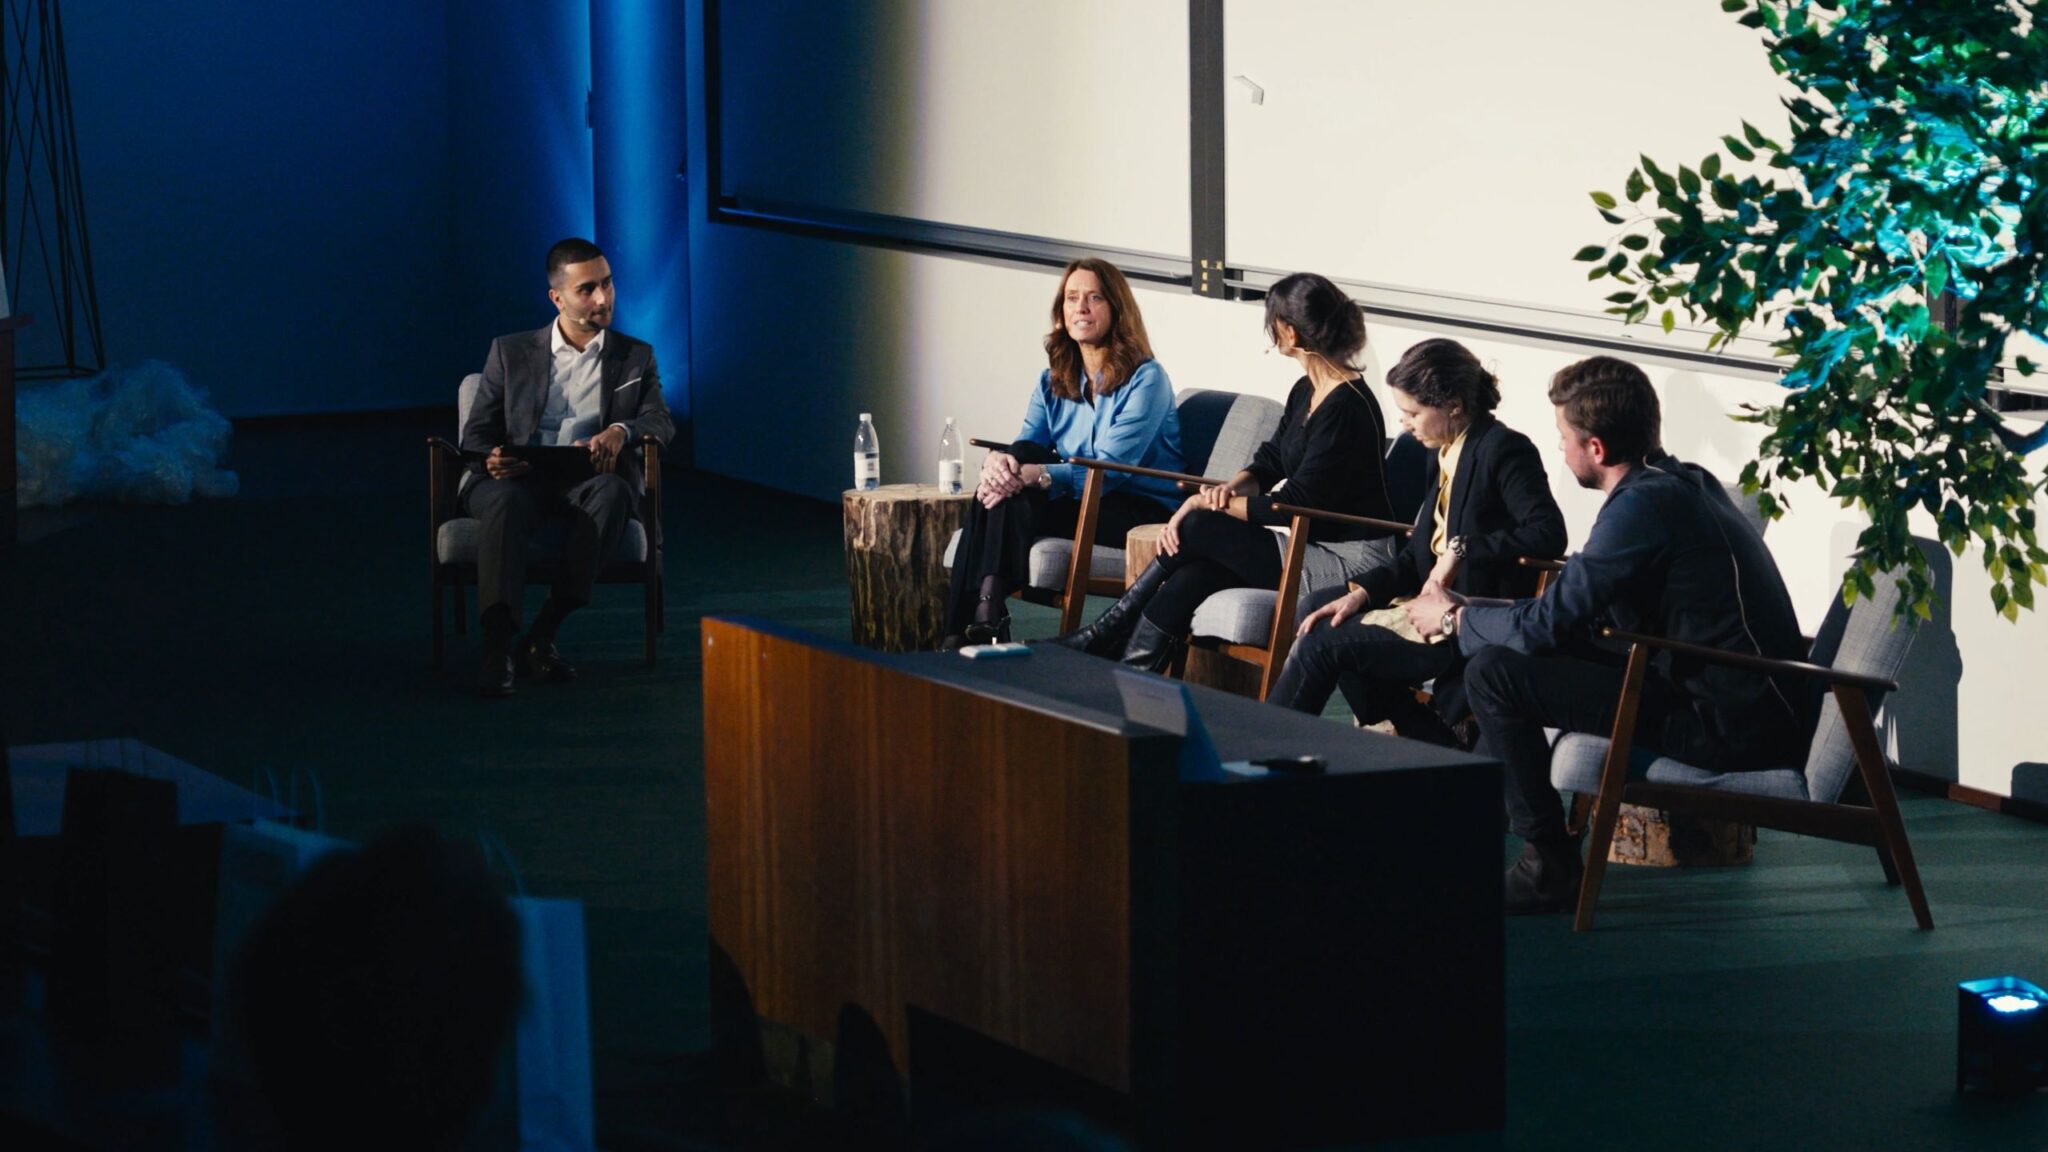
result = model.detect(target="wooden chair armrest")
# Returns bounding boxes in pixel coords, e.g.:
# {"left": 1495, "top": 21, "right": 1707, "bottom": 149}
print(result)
{"left": 1516, "top": 556, "right": 1567, "bottom": 573}
{"left": 428, "top": 438, "right": 462, "bottom": 524}
{"left": 1066, "top": 455, "right": 1225, "bottom": 488}
{"left": 1599, "top": 626, "right": 1897, "bottom": 693}
{"left": 641, "top": 440, "right": 664, "bottom": 543}
{"left": 1269, "top": 503, "right": 1414, "bottom": 536}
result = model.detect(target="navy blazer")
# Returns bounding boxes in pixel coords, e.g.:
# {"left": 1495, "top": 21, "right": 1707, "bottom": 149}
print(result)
{"left": 1357, "top": 415, "right": 1567, "bottom": 608}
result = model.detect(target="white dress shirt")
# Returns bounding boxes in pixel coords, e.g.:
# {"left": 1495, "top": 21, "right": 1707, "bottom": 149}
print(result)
{"left": 536, "top": 321, "right": 628, "bottom": 446}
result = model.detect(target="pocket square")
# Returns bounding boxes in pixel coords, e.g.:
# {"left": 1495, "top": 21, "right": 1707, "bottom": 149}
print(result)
{"left": 616, "top": 376, "right": 641, "bottom": 391}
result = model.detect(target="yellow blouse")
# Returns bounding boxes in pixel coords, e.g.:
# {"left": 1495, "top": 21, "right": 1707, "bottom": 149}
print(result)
{"left": 1429, "top": 427, "right": 1470, "bottom": 558}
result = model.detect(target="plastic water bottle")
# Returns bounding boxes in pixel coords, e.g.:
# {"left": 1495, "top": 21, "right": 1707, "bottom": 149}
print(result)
{"left": 854, "top": 413, "right": 881, "bottom": 490}
{"left": 937, "top": 418, "right": 963, "bottom": 494}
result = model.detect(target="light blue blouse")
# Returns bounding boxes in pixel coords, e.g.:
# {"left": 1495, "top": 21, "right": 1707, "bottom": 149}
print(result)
{"left": 1016, "top": 359, "right": 1184, "bottom": 508}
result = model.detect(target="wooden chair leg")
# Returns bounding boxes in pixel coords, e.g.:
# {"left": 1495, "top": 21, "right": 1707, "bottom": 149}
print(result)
{"left": 432, "top": 583, "right": 445, "bottom": 669}
{"left": 1256, "top": 516, "right": 1311, "bottom": 702}
{"left": 1573, "top": 643, "right": 1650, "bottom": 933}
{"left": 1567, "top": 793, "right": 1593, "bottom": 839}
{"left": 1835, "top": 686, "right": 1932, "bottom": 929}
{"left": 1058, "top": 467, "right": 1106, "bottom": 635}
{"left": 1875, "top": 839, "right": 1902, "bottom": 886}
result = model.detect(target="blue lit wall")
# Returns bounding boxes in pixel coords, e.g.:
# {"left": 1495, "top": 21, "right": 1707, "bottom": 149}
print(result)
{"left": 62, "top": 2, "right": 459, "bottom": 416}
{"left": 446, "top": 0, "right": 596, "bottom": 374}
{"left": 591, "top": 0, "right": 692, "bottom": 451}
{"left": 56, "top": 1, "right": 596, "bottom": 418}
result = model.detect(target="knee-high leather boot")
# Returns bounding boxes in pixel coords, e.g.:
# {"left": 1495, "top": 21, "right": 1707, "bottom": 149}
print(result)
{"left": 1051, "top": 560, "right": 1170, "bottom": 657}
{"left": 1118, "top": 617, "right": 1185, "bottom": 675}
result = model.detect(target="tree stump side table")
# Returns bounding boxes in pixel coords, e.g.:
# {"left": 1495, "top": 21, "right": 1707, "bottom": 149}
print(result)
{"left": 1123, "top": 522, "right": 1165, "bottom": 587}
{"left": 1607, "top": 805, "right": 1755, "bottom": 867}
{"left": 843, "top": 484, "right": 972, "bottom": 652}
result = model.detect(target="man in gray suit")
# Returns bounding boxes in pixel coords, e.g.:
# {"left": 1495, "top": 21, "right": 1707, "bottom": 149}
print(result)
{"left": 460, "top": 237, "right": 674, "bottom": 697}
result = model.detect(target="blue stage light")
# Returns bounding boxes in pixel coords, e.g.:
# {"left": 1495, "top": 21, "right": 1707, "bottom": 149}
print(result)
{"left": 1958, "top": 976, "right": 2048, "bottom": 1095}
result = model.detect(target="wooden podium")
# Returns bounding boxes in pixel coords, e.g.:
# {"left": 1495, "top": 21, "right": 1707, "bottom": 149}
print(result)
{"left": 703, "top": 617, "right": 1505, "bottom": 1149}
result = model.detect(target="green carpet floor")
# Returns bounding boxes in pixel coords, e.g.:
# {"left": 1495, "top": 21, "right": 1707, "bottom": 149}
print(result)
{"left": 5, "top": 415, "right": 2047, "bottom": 1150}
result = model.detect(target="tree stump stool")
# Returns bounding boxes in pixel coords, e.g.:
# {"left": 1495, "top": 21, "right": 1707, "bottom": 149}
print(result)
{"left": 1123, "top": 522, "right": 1166, "bottom": 587}
{"left": 842, "top": 484, "right": 971, "bottom": 652}
{"left": 1606, "top": 804, "right": 1755, "bottom": 867}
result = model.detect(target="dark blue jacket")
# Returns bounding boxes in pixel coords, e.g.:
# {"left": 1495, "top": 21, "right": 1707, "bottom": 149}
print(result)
{"left": 1459, "top": 464, "right": 1811, "bottom": 769}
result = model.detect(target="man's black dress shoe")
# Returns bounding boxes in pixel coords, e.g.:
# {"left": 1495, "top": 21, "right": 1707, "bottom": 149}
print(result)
{"left": 478, "top": 635, "right": 517, "bottom": 698}
{"left": 519, "top": 639, "right": 578, "bottom": 683}
{"left": 1503, "top": 837, "right": 1584, "bottom": 915}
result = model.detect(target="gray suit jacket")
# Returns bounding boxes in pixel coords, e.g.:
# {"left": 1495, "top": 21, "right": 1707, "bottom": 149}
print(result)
{"left": 459, "top": 324, "right": 675, "bottom": 494}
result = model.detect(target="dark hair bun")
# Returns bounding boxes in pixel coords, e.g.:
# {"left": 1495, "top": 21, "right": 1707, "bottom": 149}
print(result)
{"left": 1263, "top": 272, "right": 1366, "bottom": 369}
{"left": 1386, "top": 338, "right": 1501, "bottom": 415}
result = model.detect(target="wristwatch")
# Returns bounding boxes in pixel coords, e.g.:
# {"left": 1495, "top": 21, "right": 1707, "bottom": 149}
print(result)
{"left": 1036, "top": 468, "right": 1053, "bottom": 490}
{"left": 1440, "top": 607, "right": 1459, "bottom": 637}
{"left": 1448, "top": 534, "right": 1469, "bottom": 558}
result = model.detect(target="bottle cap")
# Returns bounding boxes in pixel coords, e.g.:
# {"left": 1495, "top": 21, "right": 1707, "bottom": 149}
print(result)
{"left": 860, "top": 412, "right": 872, "bottom": 421}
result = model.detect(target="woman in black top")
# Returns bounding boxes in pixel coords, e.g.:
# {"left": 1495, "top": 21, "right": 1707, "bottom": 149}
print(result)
{"left": 1268, "top": 338, "right": 1567, "bottom": 743}
{"left": 1056, "top": 272, "right": 1397, "bottom": 671}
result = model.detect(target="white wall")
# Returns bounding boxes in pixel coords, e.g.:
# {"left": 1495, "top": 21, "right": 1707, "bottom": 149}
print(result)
{"left": 684, "top": 0, "right": 2043, "bottom": 799}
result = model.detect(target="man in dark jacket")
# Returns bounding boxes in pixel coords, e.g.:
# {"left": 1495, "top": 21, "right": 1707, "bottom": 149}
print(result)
{"left": 1404, "top": 356, "right": 1809, "bottom": 913}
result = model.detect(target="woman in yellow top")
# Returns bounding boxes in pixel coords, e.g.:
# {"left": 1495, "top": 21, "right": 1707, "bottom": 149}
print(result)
{"left": 1268, "top": 338, "right": 1567, "bottom": 744}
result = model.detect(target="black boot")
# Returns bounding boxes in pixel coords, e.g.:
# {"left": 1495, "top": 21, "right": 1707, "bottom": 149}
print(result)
{"left": 1052, "top": 560, "right": 1170, "bottom": 657}
{"left": 1118, "top": 617, "right": 1185, "bottom": 675}
{"left": 963, "top": 575, "right": 1012, "bottom": 645}
{"left": 1502, "top": 836, "right": 1585, "bottom": 915}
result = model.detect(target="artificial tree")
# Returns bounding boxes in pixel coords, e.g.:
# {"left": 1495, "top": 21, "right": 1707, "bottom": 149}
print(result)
{"left": 1577, "top": 0, "right": 2048, "bottom": 621}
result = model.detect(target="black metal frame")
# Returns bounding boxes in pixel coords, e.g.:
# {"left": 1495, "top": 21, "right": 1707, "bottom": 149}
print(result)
{"left": 1, "top": 0, "right": 102, "bottom": 379}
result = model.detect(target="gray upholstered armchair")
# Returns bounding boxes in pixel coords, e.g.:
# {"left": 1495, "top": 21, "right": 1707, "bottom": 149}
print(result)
{"left": 1550, "top": 547, "right": 1934, "bottom": 931}
{"left": 427, "top": 373, "right": 665, "bottom": 667}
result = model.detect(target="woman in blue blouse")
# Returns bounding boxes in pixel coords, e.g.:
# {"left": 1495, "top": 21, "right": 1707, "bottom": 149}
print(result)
{"left": 941, "top": 257, "right": 1186, "bottom": 646}
{"left": 1057, "top": 272, "right": 1398, "bottom": 671}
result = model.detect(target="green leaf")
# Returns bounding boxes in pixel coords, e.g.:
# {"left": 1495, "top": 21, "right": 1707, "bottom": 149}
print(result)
{"left": 1599, "top": 208, "right": 1625, "bottom": 225}
{"left": 1620, "top": 234, "right": 1649, "bottom": 251}
{"left": 1572, "top": 244, "right": 1605, "bottom": 262}
{"left": 2016, "top": 357, "right": 2036, "bottom": 376}
{"left": 1722, "top": 135, "right": 1756, "bottom": 162}
{"left": 1661, "top": 309, "right": 1676, "bottom": 334}
{"left": 1626, "top": 169, "right": 1646, "bottom": 202}
{"left": 1926, "top": 258, "right": 1949, "bottom": 301}
{"left": 1606, "top": 254, "right": 1628, "bottom": 275}
{"left": 1711, "top": 178, "right": 1740, "bottom": 210}
{"left": 1742, "top": 120, "right": 1768, "bottom": 148}
{"left": 1679, "top": 166, "right": 1702, "bottom": 197}
{"left": 1720, "top": 0, "right": 1745, "bottom": 10}
{"left": 1591, "top": 191, "right": 1618, "bottom": 210}
{"left": 1701, "top": 153, "right": 1722, "bottom": 180}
